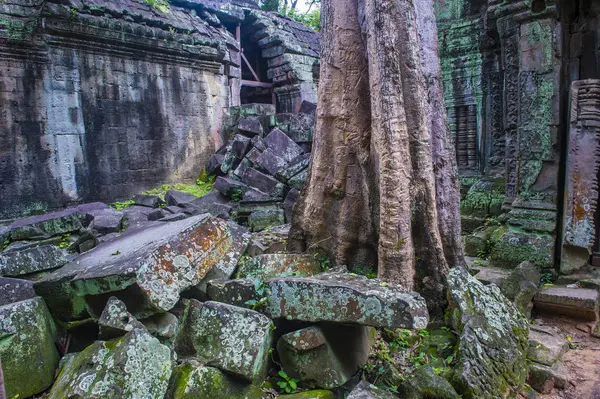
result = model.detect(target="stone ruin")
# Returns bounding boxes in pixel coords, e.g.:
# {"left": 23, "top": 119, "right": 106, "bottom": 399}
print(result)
{"left": 1, "top": 0, "right": 600, "bottom": 398}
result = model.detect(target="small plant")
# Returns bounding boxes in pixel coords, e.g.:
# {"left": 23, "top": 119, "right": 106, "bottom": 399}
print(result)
{"left": 144, "top": 0, "right": 170, "bottom": 13}
{"left": 276, "top": 370, "right": 299, "bottom": 394}
{"left": 245, "top": 277, "right": 269, "bottom": 310}
{"left": 111, "top": 199, "right": 135, "bottom": 211}
{"left": 58, "top": 234, "right": 71, "bottom": 249}
{"left": 230, "top": 187, "right": 244, "bottom": 202}
{"left": 540, "top": 272, "right": 554, "bottom": 286}
{"left": 313, "top": 253, "right": 331, "bottom": 272}
{"left": 1, "top": 238, "right": 10, "bottom": 252}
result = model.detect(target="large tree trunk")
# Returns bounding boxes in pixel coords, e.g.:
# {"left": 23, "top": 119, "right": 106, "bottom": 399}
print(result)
{"left": 289, "top": 0, "right": 463, "bottom": 317}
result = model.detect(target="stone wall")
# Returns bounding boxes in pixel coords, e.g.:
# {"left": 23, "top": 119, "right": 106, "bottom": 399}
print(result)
{"left": 0, "top": 0, "right": 320, "bottom": 219}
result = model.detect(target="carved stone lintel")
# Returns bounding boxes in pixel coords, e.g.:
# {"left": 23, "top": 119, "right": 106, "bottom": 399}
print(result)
{"left": 562, "top": 79, "right": 600, "bottom": 273}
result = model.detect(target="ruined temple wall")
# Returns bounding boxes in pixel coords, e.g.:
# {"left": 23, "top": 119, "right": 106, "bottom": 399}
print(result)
{"left": 0, "top": 0, "right": 242, "bottom": 218}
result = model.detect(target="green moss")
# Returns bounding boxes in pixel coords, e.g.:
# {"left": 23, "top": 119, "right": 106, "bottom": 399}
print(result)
{"left": 281, "top": 390, "right": 335, "bottom": 399}
{"left": 142, "top": 181, "right": 213, "bottom": 200}
{"left": 111, "top": 200, "right": 135, "bottom": 210}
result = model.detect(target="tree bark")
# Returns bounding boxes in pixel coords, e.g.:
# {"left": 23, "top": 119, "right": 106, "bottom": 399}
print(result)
{"left": 289, "top": 0, "right": 463, "bottom": 318}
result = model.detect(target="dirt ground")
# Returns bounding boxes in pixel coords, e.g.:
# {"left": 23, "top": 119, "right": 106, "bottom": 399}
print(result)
{"left": 523, "top": 316, "right": 600, "bottom": 399}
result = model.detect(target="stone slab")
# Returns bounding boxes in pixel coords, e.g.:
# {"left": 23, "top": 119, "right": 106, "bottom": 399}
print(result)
{"left": 236, "top": 253, "right": 322, "bottom": 279}
{"left": 527, "top": 325, "right": 569, "bottom": 366}
{"left": 533, "top": 286, "right": 599, "bottom": 321}
{"left": 0, "top": 244, "right": 67, "bottom": 277}
{"left": 0, "top": 277, "right": 37, "bottom": 306}
{"left": 35, "top": 215, "right": 237, "bottom": 321}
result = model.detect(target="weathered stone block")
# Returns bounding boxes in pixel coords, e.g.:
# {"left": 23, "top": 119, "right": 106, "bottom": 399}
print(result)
{"left": 241, "top": 167, "right": 287, "bottom": 198}
{"left": 263, "top": 128, "right": 304, "bottom": 163}
{"left": 399, "top": 366, "right": 459, "bottom": 399}
{"left": 208, "top": 271, "right": 429, "bottom": 329}
{"left": 446, "top": 267, "right": 529, "bottom": 399}
{"left": 166, "top": 363, "right": 264, "bottom": 399}
{"left": 48, "top": 329, "right": 172, "bottom": 399}
{"left": 165, "top": 190, "right": 197, "bottom": 207}
{"left": 347, "top": 381, "right": 397, "bottom": 398}
{"left": 133, "top": 194, "right": 162, "bottom": 208}
{"left": 174, "top": 300, "right": 272, "bottom": 383}
{"left": 277, "top": 324, "right": 371, "bottom": 389}
{"left": 0, "top": 297, "right": 59, "bottom": 399}
{"left": 237, "top": 253, "right": 322, "bottom": 279}
{"left": 0, "top": 244, "right": 67, "bottom": 277}
{"left": 206, "top": 153, "right": 225, "bottom": 176}
{"left": 148, "top": 208, "right": 168, "bottom": 221}
{"left": 237, "top": 116, "right": 264, "bottom": 136}
{"left": 99, "top": 296, "right": 146, "bottom": 339}
{"left": 527, "top": 361, "right": 568, "bottom": 394}
{"left": 90, "top": 208, "right": 125, "bottom": 234}
{"left": 0, "top": 276, "right": 37, "bottom": 306}
{"left": 288, "top": 169, "right": 308, "bottom": 190}
{"left": 247, "top": 224, "right": 290, "bottom": 257}
{"left": 533, "top": 286, "right": 599, "bottom": 321}
{"left": 254, "top": 147, "right": 289, "bottom": 177}
{"left": 248, "top": 208, "right": 286, "bottom": 231}
{"left": 215, "top": 176, "right": 249, "bottom": 198}
{"left": 527, "top": 325, "right": 569, "bottom": 366}
{"left": 35, "top": 214, "right": 238, "bottom": 321}
{"left": 158, "top": 213, "right": 189, "bottom": 222}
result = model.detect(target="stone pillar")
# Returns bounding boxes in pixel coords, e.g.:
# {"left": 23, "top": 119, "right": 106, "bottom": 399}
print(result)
{"left": 561, "top": 79, "right": 600, "bottom": 274}
{"left": 489, "top": 0, "right": 563, "bottom": 270}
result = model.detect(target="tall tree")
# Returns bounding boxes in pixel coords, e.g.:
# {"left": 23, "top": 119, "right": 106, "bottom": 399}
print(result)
{"left": 289, "top": 0, "right": 463, "bottom": 317}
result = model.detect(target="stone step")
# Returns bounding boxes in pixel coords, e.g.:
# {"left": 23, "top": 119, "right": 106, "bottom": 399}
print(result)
{"left": 533, "top": 286, "right": 599, "bottom": 321}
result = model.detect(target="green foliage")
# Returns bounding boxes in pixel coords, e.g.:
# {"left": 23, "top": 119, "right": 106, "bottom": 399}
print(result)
{"left": 313, "top": 253, "right": 330, "bottom": 272}
{"left": 245, "top": 277, "right": 269, "bottom": 310}
{"left": 111, "top": 200, "right": 135, "bottom": 211}
{"left": 144, "top": 0, "right": 170, "bottom": 13}
{"left": 276, "top": 370, "right": 300, "bottom": 394}
{"left": 540, "top": 272, "right": 554, "bottom": 286}
{"left": 142, "top": 178, "right": 214, "bottom": 200}
{"left": 350, "top": 264, "right": 377, "bottom": 279}
{"left": 2, "top": 238, "right": 10, "bottom": 252}
{"left": 230, "top": 187, "right": 244, "bottom": 202}
{"left": 58, "top": 234, "right": 71, "bottom": 249}
{"left": 260, "top": 0, "right": 280, "bottom": 11}
{"left": 281, "top": 7, "right": 320, "bottom": 31}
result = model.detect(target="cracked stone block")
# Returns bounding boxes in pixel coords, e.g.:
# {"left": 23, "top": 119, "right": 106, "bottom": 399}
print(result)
{"left": 165, "top": 190, "right": 197, "bottom": 207}
{"left": 533, "top": 286, "right": 599, "bottom": 321}
{"left": 99, "top": 296, "right": 146, "bottom": 340}
{"left": 446, "top": 267, "right": 529, "bottom": 399}
{"left": 237, "top": 253, "right": 322, "bottom": 279}
{"left": 277, "top": 153, "right": 310, "bottom": 182}
{"left": 174, "top": 300, "right": 273, "bottom": 383}
{"left": 347, "top": 381, "right": 397, "bottom": 399}
{"left": 0, "top": 244, "right": 67, "bottom": 277}
{"left": 277, "top": 324, "right": 371, "bottom": 389}
{"left": 166, "top": 363, "right": 264, "bottom": 399}
{"left": 207, "top": 271, "right": 428, "bottom": 329}
{"left": 0, "top": 297, "right": 60, "bottom": 399}
{"left": 263, "top": 128, "right": 304, "bottom": 163}
{"left": 527, "top": 325, "right": 569, "bottom": 366}
{"left": 248, "top": 209, "right": 286, "bottom": 232}
{"left": 35, "top": 214, "right": 239, "bottom": 321}
{"left": 133, "top": 194, "right": 162, "bottom": 208}
{"left": 0, "top": 276, "right": 36, "bottom": 306}
{"left": 48, "top": 329, "right": 172, "bottom": 399}
{"left": 254, "top": 148, "right": 288, "bottom": 177}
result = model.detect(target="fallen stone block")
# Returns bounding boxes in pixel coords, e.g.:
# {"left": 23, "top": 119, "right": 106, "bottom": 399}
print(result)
{"left": 528, "top": 361, "right": 568, "bottom": 394}
{"left": 347, "top": 381, "right": 397, "bottom": 399}
{"left": 166, "top": 363, "right": 264, "bottom": 399}
{"left": 121, "top": 205, "right": 156, "bottom": 228}
{"left": 232, "top": 157, "right": 253, "bottom": 180}
{"left": 148, "top": 209, "right": 168, "bottom": 221}
{"left": 527, "top": 325, "right": 569, "bottom": 366}
{"left": 277, "top": 324, "right": 371, "bottom": 389}
{"left": 174, "top": 300, "right": 272, "bottom": 383}
{"left": 215, "top": 176, "right": 250, "bottom": 198}
{"left": 165, "top": 190, "right": 197, "bottom": 207}
{"left": 533, "top": 286, "right": 599, "bottom": 321}
{"left": 241, "top": 167, "right": 287, "bottom": 198}
{"left": 277, "top": 153, "right": 310, "bottom": 182}
{"left": 0, "top": 276, "right": 37, "bottom": 306}
{"left": 238, "top": 116, "right": 264, "bottom": 136}
{"left": 90, "top": 208, "right": 125, "bottom": 234}
{"left": 474, "top": 266, "right": 511, "bottom": 286}
{"left": 399, "top": 366, "right": 459, "bottom": 399}
{"left": 248, "top": 209, "right": 286, "bottom": 231}
{"left": 237, "top": 253, "right": 322, "bottom": 279}
{"left": 141, "top": 312, "right": 178, "bottom": 344}
{"left": 133, "top": 194, "right": 162, "bottom": 208}
{"left": 0, "top": 244, "right": 67, "bottom": 277}
{"left": 246, "top": 147, "right": 263, "bottom": 164}
{"left": 99, "top": 296, "right": 146, "bottom": 339}
{"left": 48, "top": 329, "right": 172, "bottom": 399}
{"left": 231, "top": 134, "right": 252, "bottom": 159}
{"left": 264, "top": 127, "right": 304, "bottom": 163}
{"left": 243, "top": 187, "right": 272, "bottom": 201}
{"left": 208, "top": 271, "right": 428, "bottom": 329}
{"left": 446, "top": 267, "right": 529, "bottom": 399}
{"left": 190, "top": 190, "right": 230, "bottom": 207}
{"left": 254, "top": 147, "right": 289, "bottom": 177}
{"left": 206, "top": 153, "right": 225, "bottom": 176}
{"left": 0, "top": 297, "right": 60, "bottom": 399}
{"left": 193, "top": 221, "right": 251, "bottom": 298}
{"left": 35, "top": 215, "right": 238, "bottom": 321}
{"left": 282, "top": 390, "right": 334, "bottom": 399}
{"left": 274, "top": 113, "right": 315, "bottom": 144}
{"left": 247, "top": 224, "right": 290, "bottom": 257}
